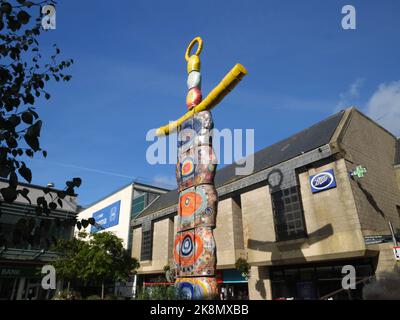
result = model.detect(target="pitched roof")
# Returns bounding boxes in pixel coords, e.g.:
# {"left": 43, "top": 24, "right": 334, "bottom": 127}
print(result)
{"left": 137, "top": 109, "right": 345, "bottom": 218}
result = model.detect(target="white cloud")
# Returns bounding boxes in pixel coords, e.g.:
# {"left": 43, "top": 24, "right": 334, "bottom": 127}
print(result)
{"left": 365, "top": 81, "right": 400, "bottom": 137}
{"left": 336, "top": 78, "right": 364, "bottom": 110}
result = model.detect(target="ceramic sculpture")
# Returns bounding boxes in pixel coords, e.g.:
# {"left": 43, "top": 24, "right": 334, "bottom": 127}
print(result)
{"left": 155, "top": 36, "right": 247, "bottom": 299}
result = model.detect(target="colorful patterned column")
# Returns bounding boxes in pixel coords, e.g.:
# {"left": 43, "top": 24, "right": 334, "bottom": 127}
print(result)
{"left": 174, "top": 37, "right": 218, "bottom": 299}
{"left": 153, "top": 36, "right": 247, "bottom": 300}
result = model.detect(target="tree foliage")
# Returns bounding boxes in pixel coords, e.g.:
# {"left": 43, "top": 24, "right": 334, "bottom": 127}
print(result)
{"left": 0, "top": 1, "right": 79, "bottom": 210}
{"left": 54, "top": 232, "right": 140, "bottom": 297}
{"left": 235, "top": 257, "right": 250, "bottom": 280}
{"left": 53, "top": 232, "right": 89, "bottom": 283}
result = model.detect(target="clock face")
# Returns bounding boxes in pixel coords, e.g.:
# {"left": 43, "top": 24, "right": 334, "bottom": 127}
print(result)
{"left": 267, "top": 169, "right": 283, "bottom": 189}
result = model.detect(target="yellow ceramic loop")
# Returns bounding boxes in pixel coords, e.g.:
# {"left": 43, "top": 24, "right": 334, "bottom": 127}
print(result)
{"left": 156, "top": 63, "right": 248, "bottom": 136}
{"left": 185, "top": 37, "right": 203, "bottom": 61}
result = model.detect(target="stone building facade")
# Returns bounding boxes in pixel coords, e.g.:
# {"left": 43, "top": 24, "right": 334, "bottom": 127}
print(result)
{"left": 0, "top": 181, "right": 78, "bottom": 300}
{"left": 131, "top": 108, "right": 400, "bottom": 300}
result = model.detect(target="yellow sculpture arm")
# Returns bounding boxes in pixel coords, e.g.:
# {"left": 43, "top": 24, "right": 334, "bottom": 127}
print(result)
{"left": 156, "top": 63, "right": 248, "bottom": 136}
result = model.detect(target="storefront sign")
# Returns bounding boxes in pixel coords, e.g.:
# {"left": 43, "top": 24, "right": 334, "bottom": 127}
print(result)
{"left": 364, "top": 235, "right": 393, "bottom": 245}
{"left": 0, "top": 266, "right": 40, "bottom": 278}
{"left": 393, "top": 247, "right": 400, "bottom": 261}
{"left": 91, "top": 200, "right": 121, "bottom": 233}
{"left": 309, "top": 169, "right": 337, "bottom": 193}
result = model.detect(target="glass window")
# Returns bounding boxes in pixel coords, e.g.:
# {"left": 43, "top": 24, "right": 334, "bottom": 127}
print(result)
{"left": 271, "top": 260, "right": 374, "bottom": 300}
{"left": 0, "top": 212, "right": 72, "bottom": 250}
{"left": 299, "top": 268, "right": 314, "bottom": 281}
{"left": 132, "top": 194, "right": 146, "bottom": 217}
{"left": 147, "top": 193, "right": 159, "bottom": 205}
{"left": 132, "top": 193, "right": 160, "bottom": 218}
{"left": 270, "top": 270, "right": 285, "bottom": 281}
{"left": 271, "top": 186, "right": 306, "bottom": 241}
{"left": 140, "top": 229, "right": 153, "bottom": 261}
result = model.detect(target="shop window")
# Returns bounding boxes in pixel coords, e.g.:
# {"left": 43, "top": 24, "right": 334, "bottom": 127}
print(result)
{"left": 270, "top": 260, "right": 374, "bottom": 300}
{"left": 140, "top": 229, "right": 153, "bottom": 261}
{"left": 271, "top": 186, "right": 306, "bottom": 241}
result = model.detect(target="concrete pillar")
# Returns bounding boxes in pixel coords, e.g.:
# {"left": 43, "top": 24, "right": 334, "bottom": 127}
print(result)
{"left": 16, "top": 277, "right": 26, "bottom": 300}
{"left": 375, "top": 243, "right": 399, "bottom": 275}
{"left": 248, "top": 265, "right": 272, "bottom": 300}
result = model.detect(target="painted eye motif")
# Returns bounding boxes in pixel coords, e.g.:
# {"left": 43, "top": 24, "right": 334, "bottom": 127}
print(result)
{"left": 181, "top": 157, "right": 194, "bottom": 177}
{"left": 180, "top": 235, "right": 193, "bottom": 256}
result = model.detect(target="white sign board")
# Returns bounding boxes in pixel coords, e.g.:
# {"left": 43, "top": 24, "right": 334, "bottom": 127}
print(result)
{"left": 393, "top": 247, "right": 400, "bottom": 261}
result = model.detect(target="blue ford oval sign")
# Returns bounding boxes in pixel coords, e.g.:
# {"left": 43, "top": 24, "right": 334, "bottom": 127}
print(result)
{"left": 309, "top": 169, "right": 337, "bottom": 193}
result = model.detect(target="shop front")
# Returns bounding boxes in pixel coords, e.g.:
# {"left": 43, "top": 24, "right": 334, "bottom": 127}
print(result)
{"left": 0, "top": 263, "right": 50, "bottom": 300}
{"left": 140, "top": 270, "right": 249, "bottom": 300}
{"left": 269, "top": 259, "right": 374, "bottom": 300}
{"left": 217, "top": 269, "right": 249, "bottom": 300}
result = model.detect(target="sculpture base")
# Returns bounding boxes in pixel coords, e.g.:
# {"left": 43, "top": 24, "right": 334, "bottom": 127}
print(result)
{"left": 175, "top": 277, "right": 218, "bottom": 300}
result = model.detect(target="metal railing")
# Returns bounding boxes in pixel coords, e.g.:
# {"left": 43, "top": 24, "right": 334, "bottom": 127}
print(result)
{"left": 319, "top": 275, "right": 375, "bottom": 300}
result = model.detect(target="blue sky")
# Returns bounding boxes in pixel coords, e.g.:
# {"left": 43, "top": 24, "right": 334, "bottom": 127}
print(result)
{"left": 29, "top": 0, "right": 400, "bottom": 206}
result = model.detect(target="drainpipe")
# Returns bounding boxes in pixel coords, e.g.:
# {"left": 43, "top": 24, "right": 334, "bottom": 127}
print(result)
{"left": 388, "top": 220, "right": 397, "bottom": 247}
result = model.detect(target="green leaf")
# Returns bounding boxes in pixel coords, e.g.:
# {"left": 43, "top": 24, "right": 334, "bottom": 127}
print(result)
{"left": 24, "top": 120, "right": 42, "bottom": 151}
{"left": 17, "top": 10, "right": 30, "bottom": 25}
{"left": 25, "top": 149, "right": 34, "bottom": 157}
{"left": 25, "top": 93, "right": 34, "bottom": 105}
{"left": 1, "top": 187, "right": 18, "bottom": 203}
{"left": 0, "top": 165, "right": 11, "bottom": 178}
{"left": 18, "top": 164, "right": 32, "bottom": 183}
{"left": 9, "top": 171, "right": 18, "bottom": 189}
{"left": 72, "top": 177, "right": 82, "bottom": 187}
{"left": 6, "top": 137, "right": 17, "bottom": 149}
{"left": 81, "top": 219, "right": 89, "bottom": 228}
{"left": 49, "top": 202, "right": 57, "bottom": 210}
{"left": 21, "top": 111, "right": 33, "bottom": 124}
{"left": 9, "top": 115, "right": 21, "bottom": 127}
{"left": 17, "top": 188, "right": 31, "bottom": 204}
{"left": 24, "top": 135, "right": 39, "bottom": 151}
{"left": 0, "top": 3, "right": 12, "bottom": 15}
{"left": 28, "top": 108, "right": 39, "bottom": 119}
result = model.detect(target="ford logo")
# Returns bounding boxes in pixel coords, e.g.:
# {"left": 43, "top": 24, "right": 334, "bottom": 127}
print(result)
{"left": 310, "top": 172, "right": 334, "bottom": 190}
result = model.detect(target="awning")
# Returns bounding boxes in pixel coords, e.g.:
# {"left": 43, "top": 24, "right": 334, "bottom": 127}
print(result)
{"left": 221, "top": 269, "right": 248, "bottom": 284}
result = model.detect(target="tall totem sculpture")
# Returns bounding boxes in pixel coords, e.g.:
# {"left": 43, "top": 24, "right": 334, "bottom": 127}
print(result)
{"left": 155, "top": 37, "right": 247, "bottom": 300}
